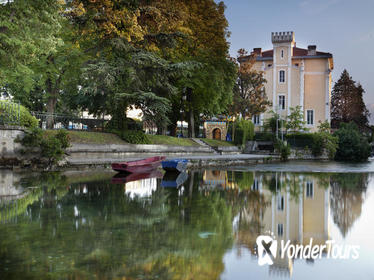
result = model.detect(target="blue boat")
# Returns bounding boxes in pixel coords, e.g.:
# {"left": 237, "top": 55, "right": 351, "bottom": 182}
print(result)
{"left": 161, "top": 159, "right": 188, "bottom": 172}
{"left": 161, "top": 172, "right": 188, "bottom": 188}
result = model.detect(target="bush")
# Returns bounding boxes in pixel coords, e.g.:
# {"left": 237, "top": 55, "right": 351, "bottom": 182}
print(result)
{"left": 231, "top": 119, "right": 254, "bottom": 146}
{"left": 19, "top": 128, "right": 71, "bottom": 165}
{"left": 286, "top": 133, "right": 314, "bottom": 148}
{"left": 0, "top": 100, "right": 38, "bottom": 128}
{"left": 254, "top": 132, "right": 274, "bottom": 141}
{"left": 275, "top": 140, "right": 291, "bottom": 161}
{"left": 311, "top": 132, "right": 338, "bottom": 159}
{"left": 334, "top": 122, "right": 371, "bottom": 162}
{"left": 119, "top": 130, "right": 150, "bottom": 144}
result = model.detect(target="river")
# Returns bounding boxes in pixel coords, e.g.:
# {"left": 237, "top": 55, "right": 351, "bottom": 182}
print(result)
{"left": 1, "top": 161, "right": 374, "bottom": 279}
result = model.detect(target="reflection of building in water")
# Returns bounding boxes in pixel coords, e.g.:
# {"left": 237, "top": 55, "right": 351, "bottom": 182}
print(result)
{"left": 263, "top": 173, "right": 330, "bottom": 277}
{"left": 235, "top": 172, "right": 330, "bottom": 278}
{"left": 125, "top": 178, "right": 157, "bottom": 199}
{"left": 202, "top": 170, "right": 228, "bottom": 189}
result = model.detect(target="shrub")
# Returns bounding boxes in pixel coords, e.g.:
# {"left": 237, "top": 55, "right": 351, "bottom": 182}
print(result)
{"left": 311, "top": 132, "right": 338, "bottom": 159}
{"left": 286, "top": 133, "right": 314, "bottom": 148}
{"left": 254, "top": 132, "right": 274, "bottom": 141}
{"left": 275, "top": 140, "right": 291, "bottom": 161}
{"left": 232, "top": 119, "right": 254, "bottom": 146}
{"left": 121, "top": 130, "right": 150, "bottom": 144}
{"left": 333, "top": 122, "right": 371, "bottom": 162}
{"left": 0, "top": 100, "right": 38, "bottom": 128}
{"left": 19, "top": 128, "right": 71, "bottom": 165}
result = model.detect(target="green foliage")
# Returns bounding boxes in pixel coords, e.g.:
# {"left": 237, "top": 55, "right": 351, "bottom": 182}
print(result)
{"left": 0, "top": 100, "right": 38, "bottom": 128}
{"left": 286, "top": 106, "right": 306, "bottom": 132}
{"left": 311, "top": 132, "right": 338, "bottom": 159}
{"left": 0, "top": 0, "right": 63, "bottom": 91}
{"left": 232, "top": 50, "right": 270, "bottom": 119}
{"left": 331, "top": 70, "right": 370, "bottom": 130}
{"left": 234, "top": 172, "right": 254, "bottom": 190}
{"left": 264, "top": 110, "right": 286, "bottom": 134}
{"left": 121, "top": 130, "right": 150, "bottom": 144}
{"left": 333, "top": 122, "right": 371, "bottom": 162}
{"left": 286, "top": 131, "right": 338, "bottom": 159}
{"left": 254, "top": 132, "right": 274, "bottom": 141}
{"left": 275, "top": 140, "right": 290, "bottom": 161}
{"left": 286, "top": 133, "right": 314, "bottom": 148}
{"left": 318, "top": 120, "right": 331, "bottom": 133}
{"left": 19, "top": 128, "right": 71, "bottom": 165}
{"left": 232, "top": 119, "right": 254, "bottom": 146}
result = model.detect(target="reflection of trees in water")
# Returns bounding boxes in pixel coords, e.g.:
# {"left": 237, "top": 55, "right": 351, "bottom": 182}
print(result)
{"left": 0, "top": 172, "right": 234, "bottom": 280}
{"left": 330, "top": 173, "right": 368, "bottom": 237}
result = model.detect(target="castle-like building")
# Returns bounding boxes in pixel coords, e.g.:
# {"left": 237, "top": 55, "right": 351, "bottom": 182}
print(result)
{"left": 239, "top": 31, "right": 334, "bottom": 132}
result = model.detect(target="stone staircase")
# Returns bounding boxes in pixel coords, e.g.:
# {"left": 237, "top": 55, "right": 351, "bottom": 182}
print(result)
{"left": 191, "top": 138, "right": 218, "bottom": 154}
{"left": 192, "top": 138, "right": 242, "bottom": 155}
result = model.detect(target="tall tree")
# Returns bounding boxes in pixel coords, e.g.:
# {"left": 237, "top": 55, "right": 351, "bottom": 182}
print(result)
{"left": 233, "top": 49, "right": 270, "bottom": 119}
{"left": 0, "top": 0, "right": 63, "bottom": 93}
{"left": 331, "top": 69, "right": 370, "bottom": 130}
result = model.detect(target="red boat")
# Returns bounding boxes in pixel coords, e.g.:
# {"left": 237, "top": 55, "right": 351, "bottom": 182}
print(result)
{"left": 111, "top": 156, "right": 166, "bottom": 173}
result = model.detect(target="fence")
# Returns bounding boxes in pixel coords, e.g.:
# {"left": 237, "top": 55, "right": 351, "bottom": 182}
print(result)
{"left": 0, "top": 100, "right": 20, "bottom": 126}
{"left": 31, "top": 112, "right": 107, "bottom": 131}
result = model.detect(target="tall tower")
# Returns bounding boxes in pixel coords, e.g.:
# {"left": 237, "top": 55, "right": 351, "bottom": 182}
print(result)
{"left": 271, "top": 31, "right": 295, "bottom": 115}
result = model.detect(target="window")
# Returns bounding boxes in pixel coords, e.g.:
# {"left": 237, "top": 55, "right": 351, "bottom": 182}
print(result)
{"left": 307, "top": 110, "right": 314, "bottom": 125}
{"left": 279, "top": 70, "right": 285, "bottom": 83}
{"left": 306, "top": 181, "right": 314, "bottom": 198}
{"left": 277, "top": 195, "right": 284, "bottom": 211}
{"left": 252, "top": 178, "right": 259, "bottom": 191}
{"left": 281, "top": 49, "right": 284, "bottom": 59}
{"left": 253, "top": 114, "right": 260, "bottom": 125}
{"left": 277, "top": 223, "right": 284, "bottom": 237}
{"left": 278, "top": 95, "right": 285, "bottom": 110}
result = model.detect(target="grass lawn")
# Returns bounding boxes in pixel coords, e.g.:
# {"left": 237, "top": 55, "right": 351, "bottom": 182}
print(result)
{"left": 201, "top": 138, "right": 235, "bottom": 147}
{"left": 45, "top": 130, "right": 127, "bottom": 144}
{"left": 147, "top": 135, "right": 199, "bottom": 146}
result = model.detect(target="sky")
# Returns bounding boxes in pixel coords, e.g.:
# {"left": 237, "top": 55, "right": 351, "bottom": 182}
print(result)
{"left": 222, "top": 0, "right": 374, "bottom": 123}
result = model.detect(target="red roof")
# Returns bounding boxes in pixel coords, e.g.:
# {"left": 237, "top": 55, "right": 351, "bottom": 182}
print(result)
{"left": 260, "top": 47, "right": 331, "bottom": 57}
{"left": 239, "top": 47, "right": 332, "bottom": 61}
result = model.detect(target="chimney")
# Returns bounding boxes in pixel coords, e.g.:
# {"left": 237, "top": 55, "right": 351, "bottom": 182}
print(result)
{"left": 308, "top": 45, "right": 317, "bottom": 56}
{"left": 252, "top": 48, "right": 262, "bottom": 56}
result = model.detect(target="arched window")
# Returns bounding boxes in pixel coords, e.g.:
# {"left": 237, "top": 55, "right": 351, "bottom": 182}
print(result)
{"left": 281, "top": 49, "right": 284, "bottom": 59}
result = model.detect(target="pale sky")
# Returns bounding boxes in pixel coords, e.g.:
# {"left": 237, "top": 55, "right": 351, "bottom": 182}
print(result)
{"left": 222, "top": 0, "right": 374, "bottom": 123}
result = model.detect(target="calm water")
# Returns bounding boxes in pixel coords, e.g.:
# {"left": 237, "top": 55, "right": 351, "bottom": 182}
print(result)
{"left": 1, "top": 162, "right": 374, "bottom": 279}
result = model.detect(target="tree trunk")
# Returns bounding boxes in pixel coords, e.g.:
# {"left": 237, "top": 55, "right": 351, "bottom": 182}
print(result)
{"left": 169, "top": 122, "right": 177, "bottom": 137}
{"left": 46, "top": 78, "right": 57, "bottom": 129}
{"left": 186, "top": 88, "right": 195, "bottom": 138}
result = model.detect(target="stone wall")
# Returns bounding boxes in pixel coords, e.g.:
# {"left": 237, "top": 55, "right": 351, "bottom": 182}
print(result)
{"left": 0, "top": 126, "right": 24, "bottom": 161}
{"left": 66, "top": 143, "right": 215, "bottom": 166}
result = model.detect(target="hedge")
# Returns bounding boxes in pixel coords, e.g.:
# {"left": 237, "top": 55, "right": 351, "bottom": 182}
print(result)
{"left": 0, "top": 100, "right": 38, "bottom": 128}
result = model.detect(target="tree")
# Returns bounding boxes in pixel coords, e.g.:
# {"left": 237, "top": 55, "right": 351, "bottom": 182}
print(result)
{"left": 333, "top": 122, "right": 371, "bottom": 162}
{"left": 232, "top": 49, "right": 271, "bottom": 119}
{"left": 331, "top": 69, "right": 370, "bottom": 130}
{"left": 286, "top": 106, "right": 306, "bottom": 132}
{"left": 0, "top": 0, "right": 63, "bottom": 92}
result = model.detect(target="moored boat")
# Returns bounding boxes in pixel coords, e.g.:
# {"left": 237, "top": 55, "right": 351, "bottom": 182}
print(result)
{"left": 161, "top": 159, "right": 188, "bottom": 172}
{"left": 112, "top": 156, "right": 165, "bottom": 173}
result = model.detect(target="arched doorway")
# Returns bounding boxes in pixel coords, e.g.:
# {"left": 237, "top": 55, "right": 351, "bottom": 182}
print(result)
{"left": 212, "top": 128, "right": 221, "bottom": 140}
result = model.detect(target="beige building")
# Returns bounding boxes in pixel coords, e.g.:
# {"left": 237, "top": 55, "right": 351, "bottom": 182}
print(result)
{"left": 239, "top": 31, "right": 334, "bottom": 132}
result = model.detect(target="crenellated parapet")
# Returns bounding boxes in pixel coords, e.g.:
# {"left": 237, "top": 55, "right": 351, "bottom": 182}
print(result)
{"left": 271, "top": 31, "right": 295, "bottom": 43}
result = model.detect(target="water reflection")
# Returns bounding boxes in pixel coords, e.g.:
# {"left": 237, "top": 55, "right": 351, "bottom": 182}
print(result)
{"left": 0, "top": 168, "right": 372, "bottom": 279}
